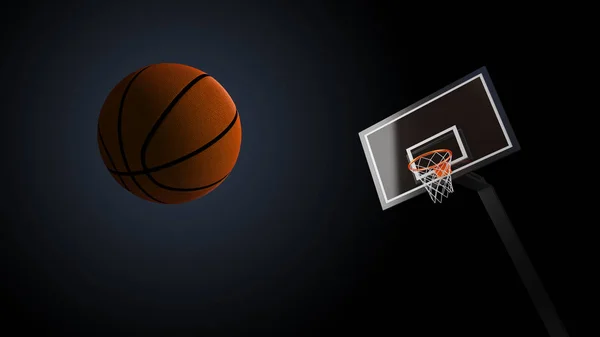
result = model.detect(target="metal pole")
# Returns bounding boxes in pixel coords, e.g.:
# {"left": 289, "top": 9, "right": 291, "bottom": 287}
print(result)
{"left": 457, "top": 173, "right": 568, "bottom": 337}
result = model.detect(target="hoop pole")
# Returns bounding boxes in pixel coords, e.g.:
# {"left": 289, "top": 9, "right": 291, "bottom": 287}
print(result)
{"left": 457, "top": 173, "right": 569, "bottom": 337}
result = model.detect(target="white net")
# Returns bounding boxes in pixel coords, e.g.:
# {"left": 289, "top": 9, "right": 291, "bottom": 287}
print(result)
{"left": 409, "top": 150, "right": 454, "bottom": 203}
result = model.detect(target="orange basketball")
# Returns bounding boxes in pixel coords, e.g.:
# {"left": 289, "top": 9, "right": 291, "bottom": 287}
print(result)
{"left": 97, "top": 63, "right": 242, "bottom": 204}
{"left": 435, "top": 161, "right": 451, "bottom": 177}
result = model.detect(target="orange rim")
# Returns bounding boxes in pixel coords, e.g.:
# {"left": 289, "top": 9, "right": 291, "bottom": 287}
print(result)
{"left": 407, "top": 149, "right": 453, "bottom": 173}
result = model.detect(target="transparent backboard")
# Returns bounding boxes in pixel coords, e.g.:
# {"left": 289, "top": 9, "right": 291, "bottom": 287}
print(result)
{"left": 359, "top": 67, "right": 520, "bottom": 210}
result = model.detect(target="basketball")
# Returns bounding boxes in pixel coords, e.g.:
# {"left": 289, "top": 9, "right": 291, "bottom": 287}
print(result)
{"left": 435, "top": 161, "right": 451, "bottom": 177}
{"left": 97, "top": 63, "right": 242, "bottom": 204}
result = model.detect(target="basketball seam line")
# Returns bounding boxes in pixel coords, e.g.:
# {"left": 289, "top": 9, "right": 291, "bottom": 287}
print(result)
{"left": 108, "top": 108, "right": 239, "bottom": 177}
{"left": 154, "top": 173, "right": 230, "bottom": 192}
{"left": 140, "top": 74, "right": 233, "bottom": 192}
{"left": 98, "top": 125, "right": 130, "bottom": 191}
{"left": 117, "top": 65, "right": 165, "bottom": 203}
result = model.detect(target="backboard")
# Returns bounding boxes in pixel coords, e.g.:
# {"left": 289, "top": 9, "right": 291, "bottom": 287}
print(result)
{"left": 359, "top": 67, "right": 520, "bottom": 210}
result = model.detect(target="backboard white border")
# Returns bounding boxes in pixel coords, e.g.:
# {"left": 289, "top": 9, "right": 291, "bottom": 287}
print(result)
{"left": 358, "top": 67, "right": 520, "bottom": 210}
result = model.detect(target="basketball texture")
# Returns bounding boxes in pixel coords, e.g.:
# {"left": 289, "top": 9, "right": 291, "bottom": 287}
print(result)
{"left": 97, "top": 63, "right": 242, "bottom": 204}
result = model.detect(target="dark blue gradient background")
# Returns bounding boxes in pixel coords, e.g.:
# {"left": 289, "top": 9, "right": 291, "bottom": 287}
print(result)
{"left": 1, "top": 1, "right": 577, "bottom": 336}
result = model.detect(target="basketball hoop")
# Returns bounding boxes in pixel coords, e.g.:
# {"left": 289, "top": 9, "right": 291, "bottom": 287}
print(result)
{"left": 408, "top": 149, "right": 454, "bottom": 203}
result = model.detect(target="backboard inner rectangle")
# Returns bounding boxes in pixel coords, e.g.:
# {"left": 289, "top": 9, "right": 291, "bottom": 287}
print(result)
{"left": 406, "top": 125, "right": 468, "bottom": 182}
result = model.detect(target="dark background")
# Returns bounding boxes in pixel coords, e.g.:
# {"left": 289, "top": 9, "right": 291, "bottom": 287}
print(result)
{"left": 0, "top": 1, "right": 579, "bottom": 336}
